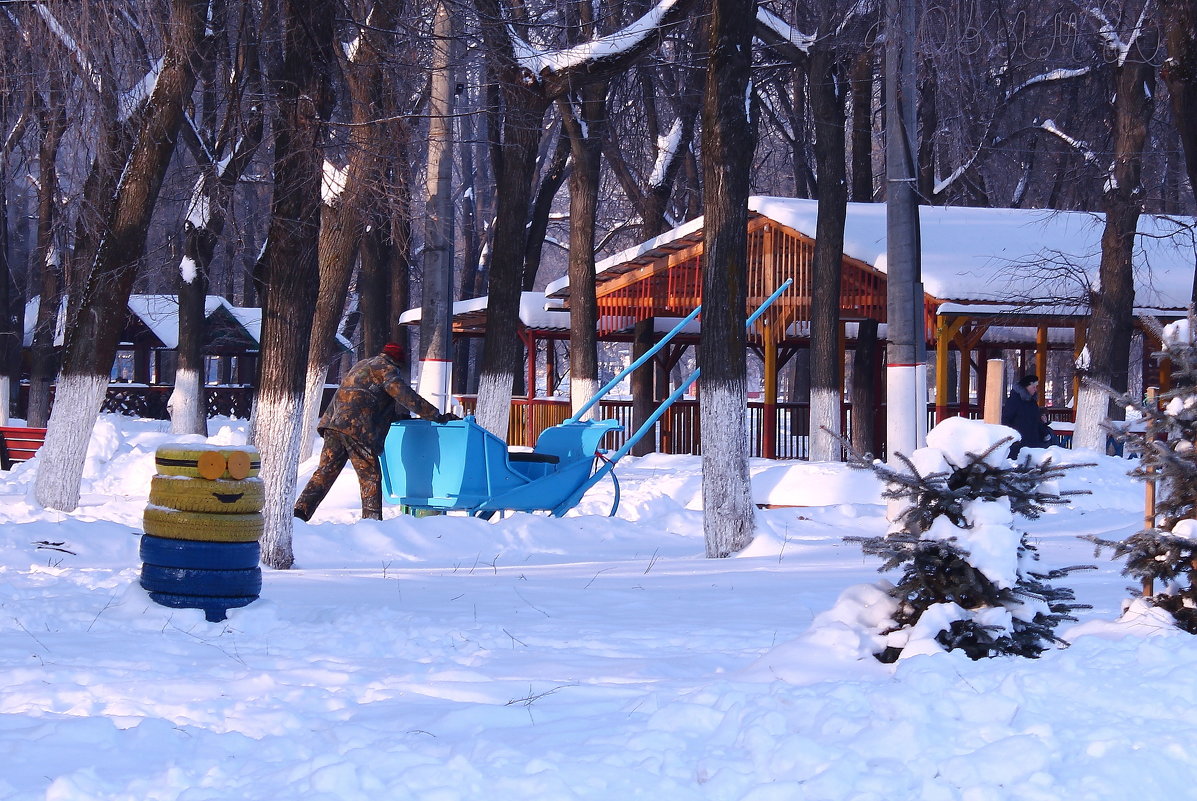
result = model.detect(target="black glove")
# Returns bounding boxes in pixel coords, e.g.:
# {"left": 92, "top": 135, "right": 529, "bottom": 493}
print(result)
{"left": 436, "top": 412, "right": 461, "bottom": 423}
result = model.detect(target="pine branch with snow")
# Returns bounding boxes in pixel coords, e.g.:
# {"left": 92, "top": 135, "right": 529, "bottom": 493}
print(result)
{"left": 1096, "top": 313, "right": 1197, "bottom": 632}
{"left": 841, "top": 417, "right": 1091, "bottom": 661}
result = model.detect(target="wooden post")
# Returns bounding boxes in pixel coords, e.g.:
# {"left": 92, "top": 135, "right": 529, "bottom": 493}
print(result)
{"left": 983, "top": 359, "right": 1005, "bottom": 424}
{"left": 518, "top": 327, "right": 536, "bottom": 446}
{"left": 762, "top": 320, "right": 778, "bottom": 459}
{"left": 934, "top": 316, "right": 965, "bottom": 423}
{"left": 631, "top": 318, "right": 658, "bottom": 457}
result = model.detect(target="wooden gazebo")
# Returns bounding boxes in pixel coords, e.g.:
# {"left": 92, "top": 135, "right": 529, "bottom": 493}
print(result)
{"left": 427, "top": 198, "right": 1194, "bottom": 458}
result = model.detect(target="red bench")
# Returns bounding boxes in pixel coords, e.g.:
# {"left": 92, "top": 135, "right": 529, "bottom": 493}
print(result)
{"left": 0, "top": 426, "right": 48, "bottom": 470}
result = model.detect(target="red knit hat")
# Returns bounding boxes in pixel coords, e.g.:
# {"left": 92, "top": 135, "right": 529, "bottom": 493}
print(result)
{"left": 382, "top": 342, "right": 404, "bottom": 362}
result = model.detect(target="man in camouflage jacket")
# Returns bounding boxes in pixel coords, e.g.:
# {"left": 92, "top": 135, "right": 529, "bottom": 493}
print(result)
{"left": 294, "top": 343, "right": 447, "bottom": 521}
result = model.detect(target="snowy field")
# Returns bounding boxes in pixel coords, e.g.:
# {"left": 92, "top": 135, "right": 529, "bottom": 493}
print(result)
{"left": 0, "top": 414, "right": 1193, "bottom": 800}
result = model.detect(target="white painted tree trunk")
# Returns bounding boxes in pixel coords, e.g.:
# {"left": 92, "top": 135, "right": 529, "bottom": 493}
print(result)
{"left": 0, "top": 376, "right": 8, "bottom": 425}
{"left": 474, "top": 370, "right": 513, "bottom": 439}
{"left": 416, "top": 358, "right": 453, "bottom": 414}
{"left": 251, "top": 390, "right": 305, "bottom": 569}
{"left": 34, "top": 373, "right": 108, "bottom": 511}
{"left": 570, "top": 375, "right": 600, "bottom": 421}
{"left": 702, "top": 380, "right": 756, "bottom": 557}
{"left": 1073, "top": 383, "right": 1109, "bottom": 451}
{"left": 808, "top": 387, "right": 842, "bottom": 462}
{"left": 298, "top": 365, "right": 325, "bottom": 461}
{"left": 168, "top": 367, "right": 207, "bottom": 436}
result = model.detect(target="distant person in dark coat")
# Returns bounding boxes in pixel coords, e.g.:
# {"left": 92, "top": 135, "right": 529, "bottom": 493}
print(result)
{"left": 294, "top": 343, "right": 449, "bottom": 521}
{"left": 1001, "top": 374, "right": 1054, "bottom": 458}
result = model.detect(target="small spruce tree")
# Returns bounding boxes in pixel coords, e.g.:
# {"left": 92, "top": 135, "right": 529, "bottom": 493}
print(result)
{"left": 845, "top": 417, "right": 1091, "bottom": 661}
{"left": 1094, "top": 314, "right": 1197, "bottom": 632}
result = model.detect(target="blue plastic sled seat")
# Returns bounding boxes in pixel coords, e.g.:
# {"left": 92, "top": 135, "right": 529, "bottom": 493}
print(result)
{"left": 379, "top": 415, "right": 622, "bottom": 517}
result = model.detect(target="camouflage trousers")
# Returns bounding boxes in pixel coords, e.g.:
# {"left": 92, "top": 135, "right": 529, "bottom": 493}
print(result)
{"left": 294, "top": 431, "right": 384, "bottom": 521}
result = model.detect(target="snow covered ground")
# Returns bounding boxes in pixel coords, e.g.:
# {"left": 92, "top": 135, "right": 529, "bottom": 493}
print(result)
{"left": 1, "top": 414, "right": 1192, "bottom": 800}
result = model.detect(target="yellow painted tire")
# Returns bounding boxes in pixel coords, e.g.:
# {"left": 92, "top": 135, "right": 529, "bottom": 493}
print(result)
{"left": 148, "top": 476, "right": 265, "bottom": 514}
{"left": 143, "top": 505, "right": 263, "bottom": 543}
{"left": 155, "top": 446, "right": 261, "bottom": 480}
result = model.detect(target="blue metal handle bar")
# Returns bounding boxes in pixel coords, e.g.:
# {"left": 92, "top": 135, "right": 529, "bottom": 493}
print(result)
{"left": 566, "top": 304, "right": 703, "bottom": 424}
{"left": 552, "top": 278, "right": 793, "bottom": 514}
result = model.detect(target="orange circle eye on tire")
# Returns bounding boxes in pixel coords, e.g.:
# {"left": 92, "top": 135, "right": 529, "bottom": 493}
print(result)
{"left": 197, "top": 451, "right": 227, "bottom": 480}
{"left": 225, "top": 450, "right": 253, "bottom": 480}
{"left": 155, "top": 446, "right": 261, "bottom": 480}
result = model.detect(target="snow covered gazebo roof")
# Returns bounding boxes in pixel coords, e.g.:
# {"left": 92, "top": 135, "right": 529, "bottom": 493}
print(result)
{"left": 545, "top": 198, "right": 1197, "bottom": 319}
{"left": 22, "top": 295, "right": 349, "bottom": 353}
{"left": 400, "top": 292, "right": 571, "bottom": 335}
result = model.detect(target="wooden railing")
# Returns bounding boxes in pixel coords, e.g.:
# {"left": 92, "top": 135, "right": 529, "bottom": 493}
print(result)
{"left": 19, "top": 384, "right": 256, "bottom": 421}
{"left": 14, "top": 384, "right": 1077, "bottom": 459}
{"left": 456, "top": 395, "right": 1077, "bottom": 459}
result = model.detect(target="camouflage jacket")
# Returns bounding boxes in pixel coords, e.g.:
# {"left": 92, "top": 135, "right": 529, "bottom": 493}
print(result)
{"left": 318, "top": 354, "right": 440, "bottom": 452}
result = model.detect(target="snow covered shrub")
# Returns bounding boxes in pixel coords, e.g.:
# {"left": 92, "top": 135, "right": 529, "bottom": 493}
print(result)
{"left": 1093, "top": 315, "right": 1197, "bottom": 632}
{"left": 845, "top": 417, "right": 1091, "bottom": 661}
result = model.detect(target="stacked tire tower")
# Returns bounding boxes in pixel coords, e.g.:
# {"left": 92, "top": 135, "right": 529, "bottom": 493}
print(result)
{"left": 141, "top": 445, "right": 264, "bottom": 622}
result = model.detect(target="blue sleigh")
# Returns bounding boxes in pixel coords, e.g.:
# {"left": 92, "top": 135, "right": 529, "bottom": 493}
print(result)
{"left": 379, "top": 280, "right": 792, "bottom": 518}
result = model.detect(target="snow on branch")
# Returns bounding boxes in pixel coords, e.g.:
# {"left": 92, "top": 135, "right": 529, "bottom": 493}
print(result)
{"left": 119, "top": 56, "right": 165, "bottom": 122}
{"left": 1038, "top": 118, "right": 1101, "bottom": 166}
{"left": 649, "top": 118, "right": 684, "bottom": 188}
{"left": 512, "top": 0, "right": 684, "bottom": 74}
{"left": 1083, "top": 1, "right": 1151, "bottom": 66}
{"left": 33, "top": 3, "right": 102, "bottom": 93}
{"left": 322, "top": 159, "right": 349, "bottom": 205}
{"left": 755, "top": 7, "right": 814, "bottom": 56}
{"left": 1007, "top": 67, "right": 1091, "bottom": 98}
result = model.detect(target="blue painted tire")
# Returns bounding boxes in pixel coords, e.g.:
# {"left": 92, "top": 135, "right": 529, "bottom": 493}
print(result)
{"left": 139, "top": 535, "right": 261, "bottom": 570}
{"left": 139, "top": 564, "right": 263, "bottom": 597}
{"left": 146, "top": 591, "right": 257, "bottom": 622}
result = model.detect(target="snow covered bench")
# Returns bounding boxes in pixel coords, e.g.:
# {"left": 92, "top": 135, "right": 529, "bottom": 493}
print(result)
{"left": 0, "top": 426, "right": 48, "bottom": 470}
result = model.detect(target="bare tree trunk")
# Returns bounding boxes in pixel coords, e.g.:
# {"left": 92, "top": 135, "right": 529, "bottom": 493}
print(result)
{"left": 297, "top": 0, "right": 397, "bottom": 459}
{"left": 252, "top": 0, "right": 337, "bottom": 569}
{"left": 521, "top": 127, "right": 570, "bottom": 291}
{"left": 418, "top": 0, "right": 457, "bottom": 412}
{"left": 172, "top": 236, "right": 210, "bottom": 435}
{"left": 26, "top": 93, "right": 67, "bottom": 428}
{"left": 808, "top": 49, "right": 849, "bottom": 462}
{"left": 852, "top": 318, "right": 879, "bottom": 455}
{"left": 1160, "top": 0, "right": 1197, "bottom": 205}
{"left": 472, "top": 87, "right": 548, "bottom": 437}
{"left": 172, "top": 15, "right": 265, "bottom": 435}
{"left": 701, "top": 0, "right": 756, "bottom": 558}
{"left": 0, "top": 159, "right": 11, "bottom": 424}
{"left": 36, "top": 0, "right": 210, "bottom": 511}
{"left": 1074, "top": 27, "right": 1157, "bottom": 450}
{"left": 850, "top": 47, "right": 876, "bottom": 202}
{"left": 559, "top": 78, "right": 607, "bottom": 418}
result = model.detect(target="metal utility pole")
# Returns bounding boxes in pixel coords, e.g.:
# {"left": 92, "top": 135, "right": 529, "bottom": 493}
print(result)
{"left": 418, "top": 0, "right": 456, "bottom": 412}
{"left": 884, "top": 0, "right": 926, "bottom": 460}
